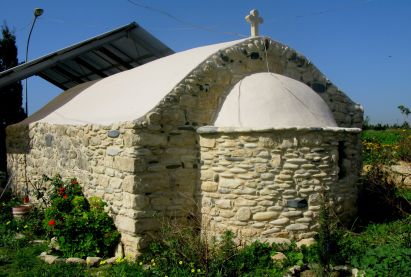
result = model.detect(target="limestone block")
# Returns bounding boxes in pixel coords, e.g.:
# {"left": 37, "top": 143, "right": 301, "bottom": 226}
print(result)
{"left": 130, "top": 133, "right": 167, "bottom": 147}
{"left": 286, "top": 158, "right": 307, "bottom": 164}
{"left": 218, "top": 188, "right": 231, "bottom": 194}
{"left": 113, "top": 156, "right": 135, "bottom": 172}
{"left": 109, "top": 178, "right": 122, "bottom": 189}
{"left": 262, "top": 227, "right": 281, "bottom": 235}
{"left": 308, "top": 193, "right": 321, "bottom": 205}
{"left": 219, "top": 178, "right": 242, "bottom": 189}
{"left": 255, "top": 164, "right": 268, "bottom": 173}
{"left": 66, "top": 258, "right": 86, "bottom": 265}
{"left": 259, "top": 189, "right": 276, "bottom": 196}
{"left": 107, "top": 147, "right": 121, "bottom": 156}
{"left": 41, "top": 254, "right": 59, "bottom": 264}
{"left": 277, "top": 173, "right": 292, "bottom": 181}
{"left": 240, "top": 228, "right": 257, "bottom": 237}
{"left": 199, "top": 137, "right": 216, "bottom": 148}
{"left": 116, "top": 215, "right": 137, "bottom": 234}
{"left": 260, "top": 173, "right": 274, "bottom": 180}
{"left": 232, "top": 148, "right": 253, "bottom": 157}
{"left": 201, "top": 181, "right": 218, "bottom": 192}
{"left": 285, "top": 224, "right": 308, "bottom": 231}
{"left": 220, "top": 172, "right": 234, "bottom": 178}
{"left": 270, "top": 218, "right": 289, "bottom": 226}
{"left": 236, "top": 207, "right": 252, "bottom": 221}
{"left": 216, "top": 199, "right": 231, "bottom": 209}
{"left": 169, "top": 134, "right": 196, "bottom": 147}
{"left": 89, "top": 137, "right": 101, "bottom": 146}
{"left": 235, "top": 198, "right": 257, "bottom": 207}
{"left": 212, "top": 166, "right": 227, "bottom": 173}
{"left": 253, "top": 212, "right": 279, "bottom": 221}
{"left": 244, "top": 143, "right": 257, "bottom": 148}
{"left": 296, "top": 238, "right": 316, "bottom": 248}
{"left": 125, "top": 193, "right": 149, "bottom": 209}
{"left": 234, "top": 187, "right": 257, "bottom": 195}
{"left": 123, "top": 175, "right": 137, "bottom": 193}
{"left": 252, "top": 223, "right": 265, "bottom": 228}
{"left": 281, "top": 211, "right": 303, "bottom": 217}
{"left": 104, "top": 168, "right": 115, "bottom": 178}
{"left": 262, "top": 237, "right": 291, "bottom": 246}
{"left": 238, "top": 174, "right": 254, "bottom": 180}
{"left": 245, "top": 181, "right": 257, "bottom": 188}
{"left": 283, "top": 163, "right": 299, "bottom": 170}
{"left": 219, "top": 210, "right": 235, "bottom": 218}
{"left": 86, "top": 256, "right": 102, "bottom": 266}
{"left": 297, "top": 231, "right": 318, "bottom": 240}
{"left": 201, "top": 153, "right": 215, "bottom": 161}
{"left": 280, "top": 139, "right": 293, "bottom": 148}
{"left": 229, "top": 167, "right": 248, "bottom": 174}
{"left": 237, "top": 163, "right": 253, "bottom": 169}
{"left": 296, "top": 217, "right": 312, "bottom": 223}
{"left": 259, "top": 200, "right": 274, "bottom": 206}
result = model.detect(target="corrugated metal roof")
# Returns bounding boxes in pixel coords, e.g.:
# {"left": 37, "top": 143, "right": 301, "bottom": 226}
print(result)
{"left": 0, "top": 22, "right": 174, "bottom": 90}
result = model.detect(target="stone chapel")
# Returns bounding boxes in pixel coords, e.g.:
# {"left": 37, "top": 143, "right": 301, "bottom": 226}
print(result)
{"left": 6, "top": 11, "right": 363, "bottom": 258}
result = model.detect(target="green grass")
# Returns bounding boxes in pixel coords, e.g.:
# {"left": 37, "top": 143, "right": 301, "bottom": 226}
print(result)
{"left": 362, "top": 129, "right": 411, "bottom": 145}
{"left": 362, "top": 129, "right": 411, "bottom": 164}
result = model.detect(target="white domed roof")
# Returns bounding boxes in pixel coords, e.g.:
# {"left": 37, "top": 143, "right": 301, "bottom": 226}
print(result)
{"left": 214, "top": 73, "right": 337, "bottom": 128}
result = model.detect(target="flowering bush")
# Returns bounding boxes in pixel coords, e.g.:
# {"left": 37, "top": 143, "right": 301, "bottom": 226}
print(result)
{"left": 43, "top": 175, "right": 120, "bottom": 258}
{"left": 362, "top": 129, "right": 411, "bottom": 164}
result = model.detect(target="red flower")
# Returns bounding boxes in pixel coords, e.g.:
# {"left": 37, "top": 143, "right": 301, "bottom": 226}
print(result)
{"left": 71, "top": 179, "right": 78, "bottom": 185}
{"left": 58, "top": 187, "right": 65, "bottom": 195}
{"left": 23, "top": 196, "right": 30, "bottom": 203}
{"left": 48, "top": 219, "right": 56, "bottom": 226}
{"left": 63, "top": 194, "right": 68, "bottom": 199}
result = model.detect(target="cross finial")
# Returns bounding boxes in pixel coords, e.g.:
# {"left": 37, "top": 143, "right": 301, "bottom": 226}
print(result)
{"left": 245, "top": 9, "right": 263, "bottom": 37}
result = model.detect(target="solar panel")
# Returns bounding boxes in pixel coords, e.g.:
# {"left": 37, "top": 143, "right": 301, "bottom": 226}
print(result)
{"left": 0, "top": 22, "right": 174, "bottom": 90}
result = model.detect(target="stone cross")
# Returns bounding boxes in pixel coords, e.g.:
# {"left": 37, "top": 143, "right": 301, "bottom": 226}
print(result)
{"left": 245, "top": 9, "right": 263, "bottom": 37}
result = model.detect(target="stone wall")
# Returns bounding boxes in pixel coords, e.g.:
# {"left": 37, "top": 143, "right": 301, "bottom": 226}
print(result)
{"left": 197, "top": 127, "right": 361, "bottom": 243}
{"left": 7, "top": 119, "right": 199, "bottom": 258}
{"left": 7, "top": 122, "right": 145, "bottom": 258}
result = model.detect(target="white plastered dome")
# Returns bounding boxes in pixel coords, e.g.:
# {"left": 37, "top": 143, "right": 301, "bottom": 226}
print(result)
{"left": 213, "top": 72, "right": 338, "bottom": 128}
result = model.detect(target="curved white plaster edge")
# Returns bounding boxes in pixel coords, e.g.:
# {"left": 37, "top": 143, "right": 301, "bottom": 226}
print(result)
{"left": 197, "top": 126, "right": 362, "bottom": 134}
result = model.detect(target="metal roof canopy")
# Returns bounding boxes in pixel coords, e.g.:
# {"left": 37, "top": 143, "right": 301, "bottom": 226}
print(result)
{"left": 0, "top": 22, "right": 174, "bottom": 90}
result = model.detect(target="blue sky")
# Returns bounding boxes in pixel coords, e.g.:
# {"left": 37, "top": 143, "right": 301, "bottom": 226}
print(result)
{"left": 1, "top": 0, "right": 410, "bottom": 124}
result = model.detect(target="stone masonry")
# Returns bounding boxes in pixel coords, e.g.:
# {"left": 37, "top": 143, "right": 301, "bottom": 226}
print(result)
{"left": 7, "top": 37, "right": 363, "bottom": 258}
{"left": 198, "top": 127, "right": 361, "bottom": 243}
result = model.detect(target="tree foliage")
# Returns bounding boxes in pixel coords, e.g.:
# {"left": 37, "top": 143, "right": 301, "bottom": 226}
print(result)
{"left": 0, "top": 24, "right": 26, "bottom": 172}
{"left": 398, "top": 105, "right": 410, "bottom": 121}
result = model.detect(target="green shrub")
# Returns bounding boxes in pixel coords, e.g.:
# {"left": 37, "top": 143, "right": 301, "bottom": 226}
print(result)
{"left": 139, "top": 218, "right": 318, "bottom": 276}
{"left": 337, "top": 217, "right": 411, "bottom": 276}
{"left": 397, "top": 134, "right": 411, "bottom": 162}
{"left": 43, "top": 175, "right": 120, "bottom": 258}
